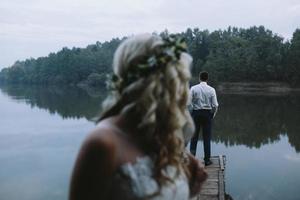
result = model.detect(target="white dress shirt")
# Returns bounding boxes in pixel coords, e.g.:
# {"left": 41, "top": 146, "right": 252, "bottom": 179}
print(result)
{"left": 189, "top": 82, "right": 219, "bottom": 116}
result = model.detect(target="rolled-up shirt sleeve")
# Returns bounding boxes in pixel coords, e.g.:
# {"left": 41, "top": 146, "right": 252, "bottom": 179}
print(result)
{"left": 187, "top": 87, "right": 194, "bottom": 108}
{"left": 211, "top": 89, "right": 218, "bottom": 108}
{"left": 211, "top": 89, "right": 218, "bottom": 117}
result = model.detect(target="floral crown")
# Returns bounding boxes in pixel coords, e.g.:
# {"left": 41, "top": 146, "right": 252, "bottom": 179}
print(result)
{"left": 108, "top": 34, "right": 188, "bottom": 91}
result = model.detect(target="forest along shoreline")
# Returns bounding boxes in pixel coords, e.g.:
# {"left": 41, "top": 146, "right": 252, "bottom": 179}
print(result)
{"left": 1, "top": 26, "right": 300, "bottom": 88}
{"left": 216, "top": 82, "right": 300, "bottom": 95}
{"left": 1, "top": 81, "right": 300, "bottom": 97}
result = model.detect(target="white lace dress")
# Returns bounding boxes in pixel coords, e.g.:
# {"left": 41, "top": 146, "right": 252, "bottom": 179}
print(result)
{"left": 110, "top": 156, "right": 190, "bottom": 200}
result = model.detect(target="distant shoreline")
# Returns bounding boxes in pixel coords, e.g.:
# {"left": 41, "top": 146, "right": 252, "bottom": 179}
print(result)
{"left": 216, "top": 82, "right": 300, "bottom": 95}
{"left": 1, "top": 81, "right": 300, "bottom": 96}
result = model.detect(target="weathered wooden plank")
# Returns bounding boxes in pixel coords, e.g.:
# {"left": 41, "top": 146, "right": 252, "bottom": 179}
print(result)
{"left": 204, "top": 180, "right": 219, "bottom": 184}
{"left": 206, "top": 165, "right": 219, "bottom": 169}
{"left": 200, "top": 188, "right": 218, "bottom": 195}
{"left": 218, "top": 171, "right": 225, "bottom": 200}
{"left": 207, "top": 171, "right": 218, "bottom": 174}
{"left": 198, "top": 195, "right": 218, "bottom": 200}
{"left": 219, "top": 155, "right": 225, "bottom": 171}
{"left": 205, "top": 170, "right": 219, "bottom": 174}
{"left": 207, "top": 174, "right": 219, "bottom": 179}
{"left": 207, "top": 175, "right": 219, "bottom": 179}
{"left": 206, "top": 178, "right": 219, "bottom": 182}
{"left": 205, "top": 168, "right": 218, "bottom": 172}
{"left": 201, "top": 181, "right": 218, "bottom": 189}
{"left": 206, "top": 170, "right": 219, "bottom": 175}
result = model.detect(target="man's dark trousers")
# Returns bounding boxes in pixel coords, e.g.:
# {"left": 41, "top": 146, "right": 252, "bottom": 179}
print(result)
{"left": 190, "top": 109, "right": 212, "bottom": 161}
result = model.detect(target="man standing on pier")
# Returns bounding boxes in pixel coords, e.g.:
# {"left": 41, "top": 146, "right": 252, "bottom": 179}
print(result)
{"left": 189, "top": 71, "right": 219, "bottom": 166}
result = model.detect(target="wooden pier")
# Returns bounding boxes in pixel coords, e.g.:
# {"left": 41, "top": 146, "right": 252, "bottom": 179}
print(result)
{"left": 192, "top": 155, "right": 226, "bottom": 200}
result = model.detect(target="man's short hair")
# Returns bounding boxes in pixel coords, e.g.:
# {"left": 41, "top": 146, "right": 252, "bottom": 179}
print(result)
{"left": 199, "top": 71, "right": 209, "bottom": 81}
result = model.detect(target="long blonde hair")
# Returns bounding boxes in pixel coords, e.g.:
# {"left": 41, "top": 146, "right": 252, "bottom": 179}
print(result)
{"left": 100, "top": 34, "right": 193, "bottom": 183}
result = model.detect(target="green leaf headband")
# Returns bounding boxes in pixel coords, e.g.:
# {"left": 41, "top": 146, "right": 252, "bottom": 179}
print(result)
{"left": 108, "top": 34, "right": 188, "bottom": 91}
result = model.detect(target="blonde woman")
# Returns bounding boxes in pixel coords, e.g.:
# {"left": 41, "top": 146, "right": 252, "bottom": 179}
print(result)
{"left": 69, "top": 34, "right": 207, "bottom": 200}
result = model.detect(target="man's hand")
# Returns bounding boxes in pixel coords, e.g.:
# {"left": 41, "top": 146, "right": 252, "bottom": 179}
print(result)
{"left": 211, "top": 107, "right": 218, "bottom": 119}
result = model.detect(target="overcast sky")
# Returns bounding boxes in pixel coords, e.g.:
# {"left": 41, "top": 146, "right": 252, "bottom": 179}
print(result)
{"left": 1, "top": 0, "right": 300, "bottom": 69}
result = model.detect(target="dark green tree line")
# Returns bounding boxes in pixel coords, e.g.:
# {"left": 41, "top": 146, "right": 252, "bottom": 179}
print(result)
{"left": 181, "top": 26, "right": 298, "bottom": 85}
{"left": 0, "top": 26, "right": 299, "bottom": 86}
{"left": 0, "top": 38, "right": 123, "bottom": 86}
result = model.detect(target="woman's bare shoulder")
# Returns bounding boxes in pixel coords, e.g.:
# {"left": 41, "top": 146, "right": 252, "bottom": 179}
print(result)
{"left": 82, "top": 118, "right": 119, "bottom": 155}
{"left": 69, "top": 119, "right": 119, "bottom": 200}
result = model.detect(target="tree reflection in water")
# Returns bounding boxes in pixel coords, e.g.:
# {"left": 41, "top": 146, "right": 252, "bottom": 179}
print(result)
{"left": 0, "top": 85, "right": 107, "bottom": 121}
{"left": 1, "top": 85, "right": 300, "bottom": 152}
{"left": 213, "top": 93, "right": 300, "bottom": 152}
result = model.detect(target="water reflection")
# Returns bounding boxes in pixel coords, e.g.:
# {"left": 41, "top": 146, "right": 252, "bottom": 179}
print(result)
{"left": 1, "top": 85, "right": 300, "bottom": 200}
{"left": 0, "top": 85, "right": 107, "bottom": 121}
{"left": 213, "top": 94, "right": 300, "bottom": 152}
{"left": 1, "top": 85, "right": 300, "bottom": 152}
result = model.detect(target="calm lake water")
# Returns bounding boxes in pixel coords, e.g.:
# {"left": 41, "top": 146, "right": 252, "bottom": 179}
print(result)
{"left": 0, "top": 85, "right": 300, "bottom": 200}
